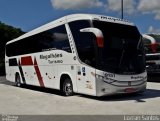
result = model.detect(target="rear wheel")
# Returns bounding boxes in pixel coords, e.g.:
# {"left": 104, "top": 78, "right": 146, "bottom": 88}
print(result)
{"left": 62, "top": 78, "right": 73, "bottom": 96}
{"left": 15, "top": 74, "right": 21, "bottom": 87}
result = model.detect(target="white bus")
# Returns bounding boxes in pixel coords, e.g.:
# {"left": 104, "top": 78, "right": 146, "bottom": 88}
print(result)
{"left": 143, "top": 33, "right": 160, "bottom": 73}
{"left": 5, "top": 14, "right": 147, "bottom": 96}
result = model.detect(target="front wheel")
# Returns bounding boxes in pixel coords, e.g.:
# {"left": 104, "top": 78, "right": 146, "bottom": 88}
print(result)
{"left": 15, "top": 74, "right": 21, "bottom": 87}
{"left": 62, "top": 78, "right": 73, "bottom": 96}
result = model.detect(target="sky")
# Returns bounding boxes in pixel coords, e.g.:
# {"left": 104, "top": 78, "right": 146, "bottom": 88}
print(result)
{"left": 0, "top": 0, "right": 160, "bottom": 34}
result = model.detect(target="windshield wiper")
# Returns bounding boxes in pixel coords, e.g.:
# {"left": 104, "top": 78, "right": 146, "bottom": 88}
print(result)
{"left": 118, "top": 39, "right": 125, "bottom": 68}
{"left": 137, "top": 36, "right": 142, "bottom": 50}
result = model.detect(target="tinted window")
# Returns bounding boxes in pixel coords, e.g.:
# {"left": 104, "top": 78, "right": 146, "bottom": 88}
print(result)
{"left": 6, "top": 25, "right": 71, "bottom": 57}
{"left": 69, "top": 20, "right": 96, "bottom": 67}
{"left": 9, "top": 58, "right": 18, "bottom": 66}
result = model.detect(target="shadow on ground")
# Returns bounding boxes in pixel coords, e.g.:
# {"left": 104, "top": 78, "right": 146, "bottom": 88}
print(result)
{"left": 77, "top": 88, "right": 160, "bottom": 102}
{"left": 1, "top": 76, "right": 160, "bottom": 102}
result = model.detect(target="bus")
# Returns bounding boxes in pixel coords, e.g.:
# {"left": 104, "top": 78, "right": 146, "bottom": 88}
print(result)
{"left": 5, "top": 14, "right": 147, "bottom": 96}
{"left": 143, "top": 33, "right": 160, "bottom": 73}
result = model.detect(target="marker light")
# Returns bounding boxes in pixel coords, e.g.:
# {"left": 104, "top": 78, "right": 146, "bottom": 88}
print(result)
{"left": 151, "top": 43, "right": 158, "bottom": 53}
{"left": 96, "top": 37, "right": 104, "bottom": 48}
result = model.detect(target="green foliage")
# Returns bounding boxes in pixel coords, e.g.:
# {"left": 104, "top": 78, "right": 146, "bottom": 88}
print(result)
{"left": 0, "top": 21, "right": 25, "bottom": 75}
{"left": 0, "top": 21, "right": 24, "bottom": 41}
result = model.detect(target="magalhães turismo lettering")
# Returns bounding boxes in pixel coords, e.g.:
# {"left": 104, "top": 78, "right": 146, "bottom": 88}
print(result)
{"left": 40, "top": 53, "right": 63, "bottom": 60}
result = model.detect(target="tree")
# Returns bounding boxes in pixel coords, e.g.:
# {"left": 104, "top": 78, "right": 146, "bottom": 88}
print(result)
{"left": 0, "top": 21, "right": 25, "bottom": 75}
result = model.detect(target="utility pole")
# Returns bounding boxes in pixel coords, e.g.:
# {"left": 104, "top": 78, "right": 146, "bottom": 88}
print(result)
{"left": 121, "top": 0, "right": 124, "bottom": 19}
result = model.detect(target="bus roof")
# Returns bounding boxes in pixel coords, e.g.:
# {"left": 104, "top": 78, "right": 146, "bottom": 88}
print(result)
{"left": 7, "top": 14, "right": 135, "bottom": 44}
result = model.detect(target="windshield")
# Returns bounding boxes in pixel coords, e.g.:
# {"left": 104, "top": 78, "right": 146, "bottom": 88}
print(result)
{"left": 93, "top": 20, "right": 145, "bottom": 74}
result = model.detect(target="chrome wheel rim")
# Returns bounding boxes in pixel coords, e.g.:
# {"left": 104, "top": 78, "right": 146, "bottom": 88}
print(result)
{"left": 64, "top": 82, "right": 72, "bottom": 95}
{"left": 16, "top": 75, "right": 21, "bottom": 87}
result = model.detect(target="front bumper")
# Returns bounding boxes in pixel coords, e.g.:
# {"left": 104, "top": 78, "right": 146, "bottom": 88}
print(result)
{"left": 96, "top": 77, "right": 147, "bottom": 96}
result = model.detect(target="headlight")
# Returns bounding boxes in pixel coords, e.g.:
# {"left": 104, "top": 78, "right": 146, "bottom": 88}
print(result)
{"left": 96, "top": 74, "right": 104, "bottom": 80}
{"left": 96, "top": 74, "right": 116, "bottom": 83}
{"left": 104, "top": 77, "right": 116, "bottom": 83}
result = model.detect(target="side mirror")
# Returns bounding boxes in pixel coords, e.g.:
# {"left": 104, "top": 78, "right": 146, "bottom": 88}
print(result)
{"left": 80, "top": 27, "right": 104, "bottom": 48}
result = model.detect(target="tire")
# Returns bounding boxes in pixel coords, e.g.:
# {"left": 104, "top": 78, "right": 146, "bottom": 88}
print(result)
{"left": 62, "top": 78, "right": 73, "bottom": 96}
{"left": 15, "top": 74, "right": 21, "bottom": 87}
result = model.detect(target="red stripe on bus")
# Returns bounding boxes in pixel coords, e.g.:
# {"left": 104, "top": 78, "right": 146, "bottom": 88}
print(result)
{"left": 21, "top": 56, "right": 33, "bottom": 65}
{"left": 34, "top": 58, "right": 45, "bottom": 87}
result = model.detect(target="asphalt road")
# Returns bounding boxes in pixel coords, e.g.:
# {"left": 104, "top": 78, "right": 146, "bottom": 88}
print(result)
{"left": 0, "top": 76, "right": 160, "bottom": 115}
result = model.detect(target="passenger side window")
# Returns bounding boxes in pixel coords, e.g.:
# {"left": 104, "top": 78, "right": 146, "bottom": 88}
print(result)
{"left": 6, "top": 25, "right": 71, "bottom": 57}
{"left": 39, "top": 25, "right": 71, "bottom": 53}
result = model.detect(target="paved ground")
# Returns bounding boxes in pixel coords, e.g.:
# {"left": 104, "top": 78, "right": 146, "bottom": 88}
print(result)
{"left": 0, "top": 76, "right": 160, "bottom": 115}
